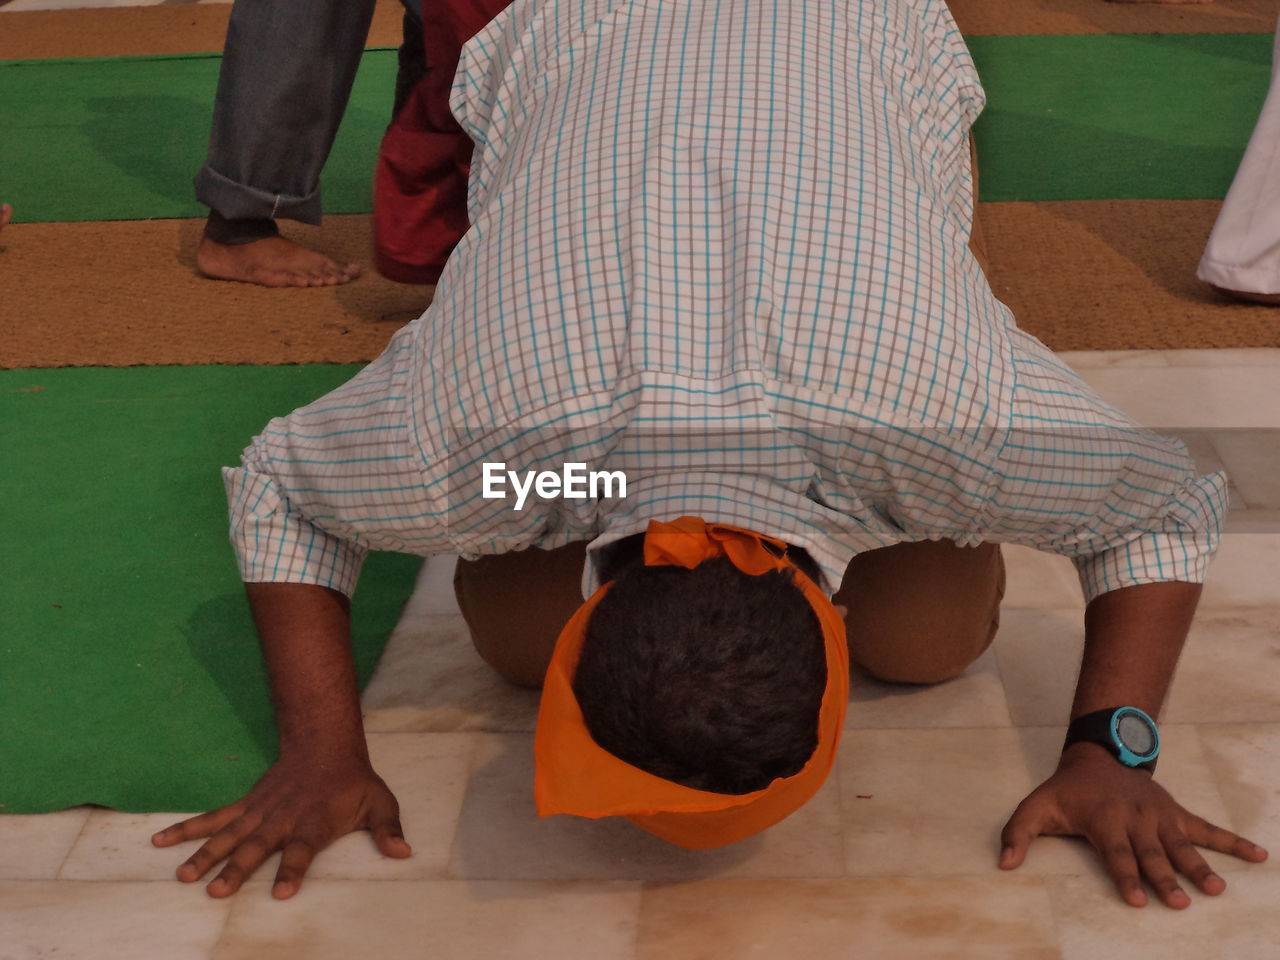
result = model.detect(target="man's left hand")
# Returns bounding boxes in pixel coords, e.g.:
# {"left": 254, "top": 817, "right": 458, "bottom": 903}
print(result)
{"left": 999, "top": 742, "right": 1268, "bottom": 908}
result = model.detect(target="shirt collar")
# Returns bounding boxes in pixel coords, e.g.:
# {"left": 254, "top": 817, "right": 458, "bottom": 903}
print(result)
{"left": 582, "top": 472, "right": 900, "bottom": 597}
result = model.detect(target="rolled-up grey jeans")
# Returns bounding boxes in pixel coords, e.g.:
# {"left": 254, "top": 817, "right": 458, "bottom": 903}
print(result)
{"left": 194, "top": 0, "right": 424, "bottom": 226}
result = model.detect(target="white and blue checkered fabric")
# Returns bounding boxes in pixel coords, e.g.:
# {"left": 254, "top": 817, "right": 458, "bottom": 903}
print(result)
{"left": 224, "top": 0, "right": 1226, "bottom": 601}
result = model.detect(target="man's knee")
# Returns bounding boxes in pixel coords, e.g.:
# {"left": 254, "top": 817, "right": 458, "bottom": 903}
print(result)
{"left": 453, "top": 543, "right": 588, "bottom": 690}
{"left": 850, "top": 627, "right": 993, "bottom": 685}
{"left": 837, "top": 540, "right": 1005, "bottom": 686}
{"left": 472, "top": 647, "right": 546, "bottom": 690}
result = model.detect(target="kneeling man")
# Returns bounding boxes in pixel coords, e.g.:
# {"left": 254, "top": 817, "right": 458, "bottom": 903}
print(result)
{"left": 154, "top": 0, "right": 1267, "bottom": 907}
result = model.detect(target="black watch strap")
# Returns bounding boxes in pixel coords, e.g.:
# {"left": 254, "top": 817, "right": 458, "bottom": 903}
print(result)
{"left": 1064, "top": 707, "right": 1159, "bottom": 772}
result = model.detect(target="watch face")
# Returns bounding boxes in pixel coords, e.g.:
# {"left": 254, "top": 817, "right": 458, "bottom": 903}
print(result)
{"left": 1117, "top": 713, "right": 1156, "bottom": 756}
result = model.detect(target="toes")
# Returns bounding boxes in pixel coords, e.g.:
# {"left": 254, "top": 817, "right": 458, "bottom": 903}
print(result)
{"left": 250, "top": 268, "right": 314, "bottom": 288}
{"left": 316, "top": 259, "right": 361, "bottom": 286}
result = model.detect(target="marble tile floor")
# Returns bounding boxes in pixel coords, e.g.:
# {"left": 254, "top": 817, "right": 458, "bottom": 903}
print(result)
{"left": 4, "top": 350, "right": 1279, "bottom": 958}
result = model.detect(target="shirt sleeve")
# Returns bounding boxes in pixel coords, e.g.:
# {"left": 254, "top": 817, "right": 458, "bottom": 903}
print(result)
{"left": 223, "top": 438, "right": 369, "bottom": 596}
{"left": 987, "top": 331, "right": 1228, "bottom": 604}
{"left": 221, "top": 328, "right": 446, "bottom": 597}
{"left": 1071, "top": 469, "right": 1228, "bottom": 602}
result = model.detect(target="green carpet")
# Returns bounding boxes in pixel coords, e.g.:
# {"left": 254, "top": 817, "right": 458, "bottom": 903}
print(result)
{"left": 0, "top": 33, "right": 1272, "bottom": 224}
{"left": 0, "top": 50, "right": 398, "bottom": 224}
{"left": 0, "top": 366, "right": 422, "bottom": 814}
{"left": 967, "top": 33, "right": 1272, "bottom": 201}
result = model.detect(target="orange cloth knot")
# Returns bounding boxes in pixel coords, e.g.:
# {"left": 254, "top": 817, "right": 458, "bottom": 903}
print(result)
{"left": 643, "top": 516, "right": 792, "bottom": 576}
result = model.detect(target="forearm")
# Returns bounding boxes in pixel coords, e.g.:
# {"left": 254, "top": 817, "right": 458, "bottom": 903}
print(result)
{"left": 1070, "top": 581, "right": 1202, "bottom": 722}
{"left": 155, "top": 581, "right": 409, "bottom": 899}
{"left": 246, "top": 581, "right": 369, "bottom": 764}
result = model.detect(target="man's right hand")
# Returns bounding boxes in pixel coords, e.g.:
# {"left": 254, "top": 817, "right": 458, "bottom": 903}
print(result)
{"left": 152, "top": 755, "right": 410, "bottom": 899}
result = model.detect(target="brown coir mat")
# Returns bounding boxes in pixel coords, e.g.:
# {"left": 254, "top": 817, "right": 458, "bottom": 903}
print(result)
{"left": 946, "top": 0, "right": 1277, "bottom": 35}
{"left": 0, "top": 0, "right": 1273, "bottom": 59}
{"left": 0, "top": 216, "right": 433, "bottom": 368}
{"left": 2, "top": 200, "right": 1277, "bottom": 368}
{"left": 981, "top": 199, "right": 1280, "bottom": 351}
{"left": 0, "top": 0, "right": 407, "bottom": 61}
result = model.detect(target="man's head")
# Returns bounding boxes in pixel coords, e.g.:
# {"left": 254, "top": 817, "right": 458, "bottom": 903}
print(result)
{"left": 572, "top": 537, "right": 827, "bottom": 795}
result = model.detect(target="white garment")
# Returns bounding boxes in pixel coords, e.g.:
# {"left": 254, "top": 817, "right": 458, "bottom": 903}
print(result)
{"left": 1198, "top": 19, "right": 1280, "bottom": 295}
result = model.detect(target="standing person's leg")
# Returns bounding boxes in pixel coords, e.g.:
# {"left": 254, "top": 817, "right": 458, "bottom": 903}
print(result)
{"left": 454, "top": 543, "right": 590, "bottom": 688}
{"left": 194, "top": 0, "right": 376, "bottom": 287}
{"left": 394, "top": 0, "right": 427, "bottom": 122}
{"left": 834, "top": 539, "right": 1004, "bottom": 685}
{"left": 374, "top": 0, "right": 516, "bottom": 283}
{"left": 1197, "top": 16, "right": 1280, "bottom": 304}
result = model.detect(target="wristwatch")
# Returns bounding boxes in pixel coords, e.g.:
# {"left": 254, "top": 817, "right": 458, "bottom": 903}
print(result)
{"left": 1063, "top": 706, "right": 1160, "bottom": 772}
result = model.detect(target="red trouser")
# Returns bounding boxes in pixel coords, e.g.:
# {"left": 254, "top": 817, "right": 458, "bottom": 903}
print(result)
{"left": 374, "top": 0, "right": 515, "bottom": 284}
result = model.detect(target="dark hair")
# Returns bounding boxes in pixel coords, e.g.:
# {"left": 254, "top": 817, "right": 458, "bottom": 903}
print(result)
{"left": 573, "top": 545, "right": 827, "bottom": 795}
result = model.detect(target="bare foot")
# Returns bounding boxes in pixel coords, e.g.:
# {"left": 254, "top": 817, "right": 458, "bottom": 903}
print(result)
{"left": 0, "top": 203, "right": 11, "bottom": 236}
{"left": 1211, "top": 284, "right": 1280, "bottom": 305}
{"left": 196, "top": 235, "right": 361, "bottom": 287}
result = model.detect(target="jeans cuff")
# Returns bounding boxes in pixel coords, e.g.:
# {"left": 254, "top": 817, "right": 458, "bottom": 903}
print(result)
{"left": 194, "top": 164, "right": 323, "bottom": 225}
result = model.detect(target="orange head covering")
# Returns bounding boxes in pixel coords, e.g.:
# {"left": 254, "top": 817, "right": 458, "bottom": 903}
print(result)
{"left": 534, "top": 516, "right": 849, "bottom": 849}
